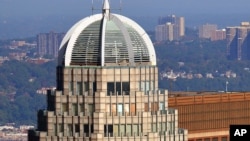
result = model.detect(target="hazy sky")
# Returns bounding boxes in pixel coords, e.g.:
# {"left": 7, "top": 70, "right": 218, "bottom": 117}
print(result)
{"left": 1, "top": 0, "right": 250, "bottom": 18}
{"left": 1, "top": 0, "right": 250, "bottom": 38}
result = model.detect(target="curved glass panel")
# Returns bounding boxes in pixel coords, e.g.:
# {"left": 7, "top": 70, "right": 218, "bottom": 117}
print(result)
{"left": 104, "top": 20, "right": 129, "bottom": 64}
{"left": 71, "top": 20, "right": 102, "bottom": 66}
{"left": 126, "top": 25, "right": 150, "bottom": 63}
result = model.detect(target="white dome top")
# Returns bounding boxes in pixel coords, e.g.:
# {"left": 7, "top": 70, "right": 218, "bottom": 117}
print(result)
{"left": 58, "top": 0, "right": 156, "bottom": 67}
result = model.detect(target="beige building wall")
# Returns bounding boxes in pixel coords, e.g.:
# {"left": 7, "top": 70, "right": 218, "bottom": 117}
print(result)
{"left": 29, "top": 66, "right": 188, "bottom": 141}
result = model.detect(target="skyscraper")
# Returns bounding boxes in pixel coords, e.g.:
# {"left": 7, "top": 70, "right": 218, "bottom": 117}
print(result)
{"left": 226, "top": 22, "right": 250, "bottom": 60}
{"left": 28, "top": 1, "right": 187, "bottom": 140}
{"left": 155, "top": 15, "right": 185, "bottom": 42}
{"left": 37, "top": 31, "right": 65, "bottom": 58}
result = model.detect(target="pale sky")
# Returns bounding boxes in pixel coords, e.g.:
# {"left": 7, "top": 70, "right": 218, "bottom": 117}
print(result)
{"left": 1, "top": 0, "right": 250, "bottom": 18}
{"left": 1, "top": 0, "right": 250, "bottom": 38}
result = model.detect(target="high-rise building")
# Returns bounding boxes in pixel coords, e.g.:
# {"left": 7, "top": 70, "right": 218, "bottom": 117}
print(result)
{"left": 210, "top": 29, "right": 226, "bottom": 41}
{"left": 37, "top": 31, "right": 65, "bottom": 58}
{"left": 198, "top": 24, "right": 218, "bottom": 39}
{"left": 28, "top": 1, "right": 187, "bottom": 141}
{"left": 155, "top": 15, "right": 185, "bottom": 42}
{"left": 226, "top": 22, "right": 250, "bottom": 60}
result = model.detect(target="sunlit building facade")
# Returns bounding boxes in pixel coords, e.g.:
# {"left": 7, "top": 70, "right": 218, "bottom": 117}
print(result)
{"left": 28, "top": 1, "right": 187, "bottom": 140}
{"left": 155, "top": 15, "right": 185, "bottom": 42}
{"left": 168, "top": 92, "right": 250, "bottom": 141}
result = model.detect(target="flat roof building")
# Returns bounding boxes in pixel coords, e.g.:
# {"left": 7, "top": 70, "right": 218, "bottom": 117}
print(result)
{"left": 168, "top": 91, "right": 250, "bottom": 141}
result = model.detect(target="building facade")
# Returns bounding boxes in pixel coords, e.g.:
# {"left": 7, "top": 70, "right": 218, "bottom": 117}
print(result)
{"left": 198, "top": 24, "right": 218, "bottom": 39}
{"left": 168, "top": 92, "right": 250, "bottom": 141}
{"left": 155, "top": 15, "right": 185, "bottom": 42}
{"left": 28, "top": 1, "right": 187, "bottom": 141}
{"left": 226, "top": 22, "right": 250, "bottom": 60}
{"left": 37, "top": 31, "right": 65, "bottom": 58}
{"left": 210, "top": 29, "right": 226, "bottom": 41}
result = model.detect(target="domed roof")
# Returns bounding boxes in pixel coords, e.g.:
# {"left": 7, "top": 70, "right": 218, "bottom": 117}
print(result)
{"left": 58, "top": 0, "right": 156, "bottom": 67}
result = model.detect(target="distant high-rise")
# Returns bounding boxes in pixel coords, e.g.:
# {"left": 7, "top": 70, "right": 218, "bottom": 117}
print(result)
{"left": 37, "top": 31, "right": 65, "bottom": 58}
{"left": 198, "top": 24, "right": 218, "bottom": 39}
{"left": 155, "top": 15, "right": 185, "bottom": 42}
{"left": 28, "top": 1, "right": 187, "bottom": 141}
{"left": 210, "top": 29, "right": 226, "bottom": 41}
{"left": 226, "top": 22, "right": 250, "bottom": 60}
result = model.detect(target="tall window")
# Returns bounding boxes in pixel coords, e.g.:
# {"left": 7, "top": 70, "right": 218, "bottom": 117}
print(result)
{"left": 84, "top": 82, "right": 89, "bottom": 92}
{"left": 104, "top": 124, "right": 113, "bottom": 137}
{"left": 117, "top": 103, "right": 123, "bottom": 116}
{"left": 72, "top": 104, "right": 78, "bottom": 116}
{"left": 84, "top": 124, "right": 93, "bottom": 137}
{"left": 76, "top": 82, "right": 83, "bottom": 95}
{"left": 139, "top": 81, "right": 150, "bottom": 94}
{"left": 69, "top": 81, "right": 73, "bottom": 92}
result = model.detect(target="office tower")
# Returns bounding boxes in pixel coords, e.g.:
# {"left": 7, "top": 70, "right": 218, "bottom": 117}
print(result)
{"left": 226, "top": 22, "right": 250, "bottom": 60}
{"left": 155, "top": 15, "right": 185, "bottom": 42}
{"left": 28, "top": 0, "right": 187, "bottom": 141}
{"left": 37, "top": 31, "right": 65, "bottom": 58}
{"left": 198, "top": 24, "right": 218, "bottom": 39}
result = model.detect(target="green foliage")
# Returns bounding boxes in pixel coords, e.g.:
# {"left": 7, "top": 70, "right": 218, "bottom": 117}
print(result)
{"left": 0, "top": 60, "right": 56, "bottom": 125}
{"left": 156, "top": 39, "right": 250, "bottom": 91}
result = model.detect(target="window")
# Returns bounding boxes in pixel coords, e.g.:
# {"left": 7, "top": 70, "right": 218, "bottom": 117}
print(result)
{"left": 151, "top": 123, "right": 157, "bottom": 132}
{"left": 76, "top": 82, "right": 83, "bottom": 95}
{"left": 104, "top": 124, "right": 113, "bottom": 137}
{"left": 54, "top": 124, "right": 57, "bottom": 136}
{"left": 75, "top": 124, "right": 80, "bottom": 133}
{"left": 80, "top": 104, "right": 84, "bottom": 113}
{"left": 68, "top": 124, "right": 73, "bottom": 136}
{"left": 59, "top": 124, "right": 63, "bottom": 133}
{"left": 84, "top": 82, "right": 89, "bottom": 92}
{"left": 126, "top": 124, "right": 132, "bottom": 136}
{"left": 72, "top": 104, "right": 78, "bottom": 116}
{"left": 122, "top": 82, "right": 130, "bottom": 95}
{"left": 130, "top": 103, "right": 136, "bottom": 116}
{"left": 107, "top": 82, "right": 115, "bottom": 95}
{"left": 212, "top": 138, "right": 218, "bottom": 141}
{"left": 116, "top": 82, "right": 121, "bottom": 95}
{"left": 84, "top": 124, "right": 93, "bottom": 137}
{"left": 88, "top": 104, "right": 94, "bottom": 115}
{"left": 124, "top": 104, "right": 129, "bottom": 115}
{"left": 159, "top": 102, "right": 165, "bottom": 111}
{"left": 221, "top": 137, "right": 227, "bottom": 141}
{"left": 144, "top": 103, "right": 149, "bottom": 112}
{"left": 151, "top": 102, "right": 159, "bottom": 113}
{"left": 62, "top": 103, "right": 68, "bottom": 113}
{"left": 132, "top": 124, "right": 138, "bottom": 136}
{"left": 112, "top": 104, "right": 116, "bottom": 116}
{"left": 120, "top": 124, "right": 125, "bottom": 136}
{"left": 69, "top": 81, "right": 73, "bottom": 92}
{"left": 117, "top": 103, "right": 123, "bottom": 116}
{"left": 107, "top": 82, "right": 130, "bottom": 96}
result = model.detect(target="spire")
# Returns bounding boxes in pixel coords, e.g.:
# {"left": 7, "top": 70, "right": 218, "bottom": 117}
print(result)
{"left": 103, "top": 0, "right": 110, "bottom": 15}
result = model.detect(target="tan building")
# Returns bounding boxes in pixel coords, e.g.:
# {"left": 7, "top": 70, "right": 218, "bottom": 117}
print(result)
{"left": 168, "top": 92, "right": 250, "bottom": 141}
{"left": 198, "top": 24, "right": 218, "bottom": 39}
{"left": 28, "top": 0, "right": 187, "bottom": 141}
{"left": 155, "top": 15, "right": 185, "bottom": 42}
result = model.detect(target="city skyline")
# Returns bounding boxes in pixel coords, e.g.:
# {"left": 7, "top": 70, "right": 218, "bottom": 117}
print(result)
{"left": 1, "top": 0, "right": 250, "bottom": 39}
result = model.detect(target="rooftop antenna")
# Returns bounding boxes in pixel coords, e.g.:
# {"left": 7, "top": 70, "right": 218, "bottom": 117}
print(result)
{"left": 91, "top": 0, "right": 94, "bottom": 15}
{"left": 119, "top": 0, "right": 122, "bottom": 14}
